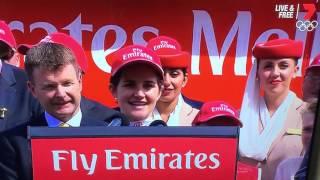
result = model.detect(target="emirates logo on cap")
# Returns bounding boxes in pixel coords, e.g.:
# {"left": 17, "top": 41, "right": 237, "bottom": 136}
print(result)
{"left": 40, "top": 35, "right": 53, "bottom": 43}
{"left": 0, "top": 29, "right": 5, "bottom": 35}
{"left": 211, "top": 104, "right": 235, "bottom": 116}
{"left": 122, "top": 48, "right": 153, "bottom": 61}
{"left": 153, "top": 40, "right": 177, "bottom": 51}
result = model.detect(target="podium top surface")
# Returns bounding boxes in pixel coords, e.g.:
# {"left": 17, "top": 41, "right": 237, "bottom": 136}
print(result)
{"left": 28, "top": 126, "right": 239, "bottom": 139}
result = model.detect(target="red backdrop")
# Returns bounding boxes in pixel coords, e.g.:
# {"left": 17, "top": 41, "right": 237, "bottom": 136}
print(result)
{"left": 1, "top": 0, "right": 319, "bottom": 108}
{"left": 31, "top": 137, "right": 238, "bottom": 180}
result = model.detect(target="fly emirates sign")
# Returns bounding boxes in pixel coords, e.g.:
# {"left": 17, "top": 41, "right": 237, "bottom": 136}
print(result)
{"left": 31, "top": 137, "right": 238, "bottom": 180}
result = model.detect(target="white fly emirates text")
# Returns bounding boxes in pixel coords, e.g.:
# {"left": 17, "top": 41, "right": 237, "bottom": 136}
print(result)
{"left": 51, "top": 148, "right": 221, "bottom": 175}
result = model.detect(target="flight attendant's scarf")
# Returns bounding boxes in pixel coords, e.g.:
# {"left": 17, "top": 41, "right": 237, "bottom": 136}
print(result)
{"left": 239, "top": 61, "right": 295, "bottom": 161}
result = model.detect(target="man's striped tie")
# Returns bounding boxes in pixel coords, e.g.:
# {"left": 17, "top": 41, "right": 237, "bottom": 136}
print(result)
{"left": 59, "top": 123, "right": 71, "bottom": 127}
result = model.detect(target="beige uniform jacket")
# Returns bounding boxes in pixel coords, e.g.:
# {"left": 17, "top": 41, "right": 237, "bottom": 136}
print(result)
{"left": 240, "top": 97, "right": 304, "bottom": 180}
{"left": 176, "top": 99, "right": 199, "bottom": 126}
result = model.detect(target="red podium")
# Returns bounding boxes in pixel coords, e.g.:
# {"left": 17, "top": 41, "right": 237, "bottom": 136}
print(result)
{"left": 29, "top": 126, "right": 239, "bottom": 180}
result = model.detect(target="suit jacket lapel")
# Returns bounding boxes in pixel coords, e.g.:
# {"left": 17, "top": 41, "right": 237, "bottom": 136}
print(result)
{"left": 80, "top": 114, "right": 109, "bottom": 126}
{"left": 0, "top": 64, "right": 17, "bottom": 122}
{"left": 179, "top": 100, "right": 196, "bottom": 126}
{"left": 267, "top": 97, "right": 303, "bottom": 156}
{"left": 1, "top": 63, "right": 16, "bottom": 86}
{"left": 80, "top": 96, "right": 91, "bottom": 119}
{"left": 80, "top": 98, "right": 109, "bottom": 126}
{"left": 30, "top": 113, "right": 49, "bottom": 126}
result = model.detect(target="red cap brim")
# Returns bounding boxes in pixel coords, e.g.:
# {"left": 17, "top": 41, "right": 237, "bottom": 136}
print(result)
{"left": 195, "top": 114, "right": 243, "bottom": 127}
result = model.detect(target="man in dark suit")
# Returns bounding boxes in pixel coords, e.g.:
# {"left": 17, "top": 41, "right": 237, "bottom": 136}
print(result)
{"left": 0, "top": 62, "right": 42, "bottom": 132}
{"left": 0, "top": 20, "right": 42, "bottom": 132}
{"left": 17, "top": 32, "right": 127, "bottom": 126}
{"left": 0, "top": 41, "right": 128, "bottom": 180}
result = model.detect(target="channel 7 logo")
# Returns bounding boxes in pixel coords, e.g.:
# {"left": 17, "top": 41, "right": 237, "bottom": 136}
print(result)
{"left": 275, "top": 3, "right": 318, "bottom": 32}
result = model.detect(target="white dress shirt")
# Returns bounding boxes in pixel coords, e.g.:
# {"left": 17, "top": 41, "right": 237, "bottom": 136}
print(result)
{"left": 45, "top": 109, "right": 82, "bottom": 127}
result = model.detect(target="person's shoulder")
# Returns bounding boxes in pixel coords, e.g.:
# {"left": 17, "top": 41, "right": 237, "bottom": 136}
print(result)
{"left": 279, "top": 156, "right": 303, "bottom": 166}
{"left": 292, "top": 96, "right": 304, "bottom": 110}
{"left": 0, "top": 121, "right": 29, "bottom": 139}
{"left": 3, "top": 63, "right": 28, "bottom": 80}
{"left": 80, "top": 96, "right": 124, "bottom": 117}
{"left": 81, "top": 96, "right": 115, "bottom": 112}
{"left": 182, "top": 94, "right": 203, "bottom": 109}
{"left": 2, "top": 63, "right": 29, "bottom": 89}
{"left": 275, "top": 156, "right": 303, "bottom": 180}
{"left": 80, "top": 96, "right": 128, "bottom": 125}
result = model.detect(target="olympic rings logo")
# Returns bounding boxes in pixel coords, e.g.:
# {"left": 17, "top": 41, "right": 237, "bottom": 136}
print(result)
{"left": 296, "top": 20, "right": 318, "bottom": 31}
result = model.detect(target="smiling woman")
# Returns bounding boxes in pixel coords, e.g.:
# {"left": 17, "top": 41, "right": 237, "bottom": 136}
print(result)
{"left": 108, "top": 45, "right": 164, "bottom": 126}
{"left": 147, "top": 36, "right": 203, "bottom": 126}
{"left": 239, "top": 38, "right": 304, "bottom": 180}
{"left": 257, "top": 58, "right": 298, "bottom": 113}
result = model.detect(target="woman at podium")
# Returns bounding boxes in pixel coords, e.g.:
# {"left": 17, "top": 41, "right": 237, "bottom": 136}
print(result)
{"left": 239, "top": 38, "right": 304, "bottom": 180}
{"left": 108, "top": 45, "right": 164, "bottom": 126}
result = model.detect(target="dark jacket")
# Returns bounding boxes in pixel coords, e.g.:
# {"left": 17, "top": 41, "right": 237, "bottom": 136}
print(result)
{"left": 182, "top": 95, "right": 203, "bottom": 110}
{"left": 0, "top": 97, "right": 128, "bottom": 180}
{"left": 0, "top": 63, "right": 42, "bottom": 132}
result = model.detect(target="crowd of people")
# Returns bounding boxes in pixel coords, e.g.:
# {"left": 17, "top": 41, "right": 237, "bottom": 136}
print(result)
{"left": 0, "top": 20, "right": 319, "bottom": 180}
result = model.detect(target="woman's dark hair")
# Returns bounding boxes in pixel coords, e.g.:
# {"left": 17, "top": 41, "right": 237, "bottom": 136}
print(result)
{"left": 182, "top": 68, "right": 187, "bottom": 76}
{"left": 0, "top": 43, "right": 14, "bottom": 60}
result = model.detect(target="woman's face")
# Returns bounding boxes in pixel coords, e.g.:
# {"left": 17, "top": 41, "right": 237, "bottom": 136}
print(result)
{"left": 159, "top": 68, "right": 187, "bottom": 103}
{"left": 257, "top": 58, "right": 298, "bottom": 97}
{"left": 111, "top": 64, "right": 162, "bottom": 121}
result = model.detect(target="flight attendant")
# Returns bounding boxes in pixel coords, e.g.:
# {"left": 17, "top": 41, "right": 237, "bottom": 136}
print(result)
{"left": 239, "top": 38, "right": 304, "bottom": 180}
{"left": 147, "top": 36, "right": 202, "bottom": 126}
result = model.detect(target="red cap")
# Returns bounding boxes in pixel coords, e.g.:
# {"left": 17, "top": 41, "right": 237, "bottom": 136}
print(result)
{"left": 109, "top": 45, "right": 163, "bottom": 77}
{"left": 306, "top": 54, "right": 320, "bottom": 72}
{"left": 253, "top": 39, "right": 303, "bottom": 59}
{"left": 146, "top": 36, "right": 189, "bottom": 68}
{"left": 0, "top": 20, "right": 16, "bottom": 49}
{"left": 17, "top": 32, "right": 88, "bottom": 73}
{"left": 192, "top": 101, "right": 243, "bottom": 127}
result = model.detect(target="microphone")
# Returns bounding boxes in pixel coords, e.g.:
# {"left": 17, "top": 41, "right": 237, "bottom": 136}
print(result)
{"left": 149, "top": 120, "right": 167, "bottom": 127}
{"left": 108, "top": 117, "right": 130, "bottom": 126}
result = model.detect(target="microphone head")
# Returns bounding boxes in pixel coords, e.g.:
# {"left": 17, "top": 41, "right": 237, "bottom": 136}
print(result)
{"left": 108, "top": 116, "right": 130, "bottom": 126}
{"left": 120, "top": 115, "right": 130, "bottom": 126}
{"left": 149, "top": 120, "right": 167, "bottom": 127}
